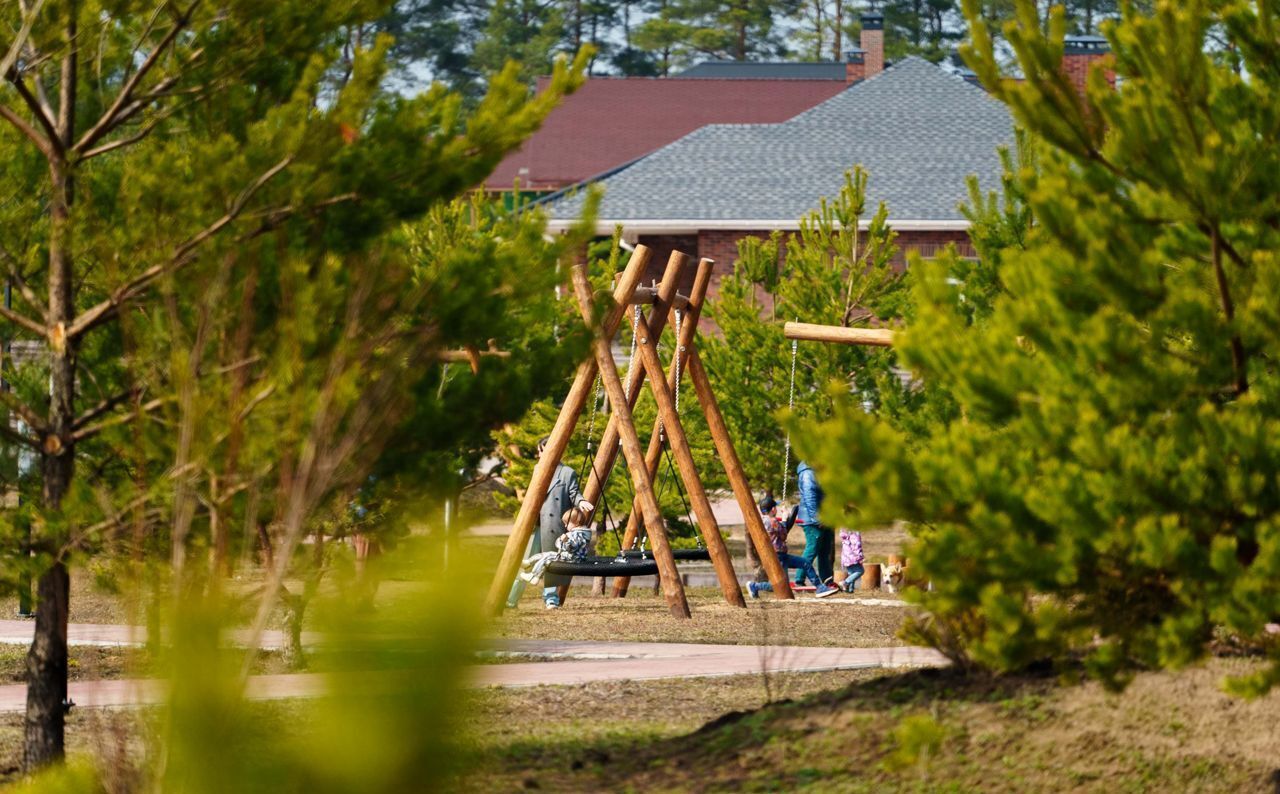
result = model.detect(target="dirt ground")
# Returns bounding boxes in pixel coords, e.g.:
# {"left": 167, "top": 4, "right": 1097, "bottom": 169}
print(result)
{"left": 494, "top": 587, "right": 908, "bottom": 648}
{"left": 458, "top": 657, "right": 1280, "bottom": 793}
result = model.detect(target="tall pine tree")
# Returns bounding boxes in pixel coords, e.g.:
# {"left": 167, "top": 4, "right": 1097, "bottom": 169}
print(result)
{"left": 799, "top": 0, "right": 1280, "bottom": 691}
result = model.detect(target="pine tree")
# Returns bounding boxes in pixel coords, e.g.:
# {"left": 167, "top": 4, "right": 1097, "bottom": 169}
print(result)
{"left": 0, "top": 0, "right": 586, "bottom": 768}
{"left": 700, "top": 168, "right": 908, "bottom": 497}
{"left": 634, "top": 0, "right": 802, "bottom": 69}
{"left": 798, "top": 0, "right": 1280, "bottom": 691}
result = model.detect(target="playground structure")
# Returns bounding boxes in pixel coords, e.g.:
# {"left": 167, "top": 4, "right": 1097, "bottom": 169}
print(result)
{"left": 484, "top": 245, "right": 795, "bottom": 618}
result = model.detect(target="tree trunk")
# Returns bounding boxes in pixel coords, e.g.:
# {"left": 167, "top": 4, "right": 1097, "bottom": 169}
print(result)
{"left": 280, "top": 589, "right": 307, "bottom": 669}
{"left": 26, "top": 47, "right": 77, "bottom": 764}
{"left": 24, "top": 559, "right": 70, "bottom": 769}
{"left": 832, "top": 0, "right": 842, "bottom": 61}
{"left": 28, "top": 301, "right": 76, "bottom": 771}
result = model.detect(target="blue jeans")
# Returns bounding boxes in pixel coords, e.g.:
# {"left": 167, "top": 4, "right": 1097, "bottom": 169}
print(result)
{"left": 795, "top": 525, "right": 834, "bottom": 585}
{"left": 844, "top": 563, "right": 864, "bottom": 591}
{"left": 754, "top": 553, "right": 821, "bottom": 593}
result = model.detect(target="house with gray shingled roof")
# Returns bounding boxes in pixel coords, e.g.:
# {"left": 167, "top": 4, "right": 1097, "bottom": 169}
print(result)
{"left": 542, "top": 56, "right": 1017, "bottom": 282}
{"left": 538, "top": 27, "right": 1111, "bottom": 298}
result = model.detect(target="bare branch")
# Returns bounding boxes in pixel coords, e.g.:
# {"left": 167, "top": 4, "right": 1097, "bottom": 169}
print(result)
{"left": 0, "top": 101, "right": 54, "bottom": 158}
{"left": 0, "top": 299, "right": 48, "bottom": 337}
{"left": 72, "top": 396, "right": 165, "bottom": 442}
{"left": 7, "top": 70, "right": 62, "bottom": 151}
{"left": 235, "top": 384, "right": 275, "bottom": 425}
{"left": 74, "top": 1, "right": 199, "bottom": 154}
{"left": 0, "top": 0, "right": 48, "bottom": 80}
{"left": 0, "top": 243, "right": 45, "bottom": 318}
{"left": 211, "top": 354, "right": 261, "bottom": 376}
{"left": 67, "top": 155, "right": 294, "bottom": 339}
{"left": 79, "top": 102, "right": 180, "bottom": 160}
{"left": 0, "top": 386, "right": 46, "bottom": 435}
{"left": 73, "top": 387, "right": 143, "bottom": 429}
{"left": 0, "top": 417, "right": 38, "bottom": 449}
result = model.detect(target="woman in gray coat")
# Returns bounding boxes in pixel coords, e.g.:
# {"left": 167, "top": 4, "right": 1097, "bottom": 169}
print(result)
{"left": 506, "top": 437, "right": 593, "bottom": 609}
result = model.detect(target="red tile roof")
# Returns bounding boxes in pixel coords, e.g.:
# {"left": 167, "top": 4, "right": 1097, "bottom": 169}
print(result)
{"left": 485, "top": 77, "right": 849, "bottom": 191}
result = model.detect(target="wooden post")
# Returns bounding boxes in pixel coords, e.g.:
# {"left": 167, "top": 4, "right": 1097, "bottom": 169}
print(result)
{"left": 579, "top": 251, "right": 689, "bottom": 508}
{"left": 571, "top": 261, "right": 691, "bottom": 619}
{"left": 629, "top": 310, "right": 744, "bottom": 607}
{"left": 686, "top": 349, "right": 794, "bottom": 600}
{"left": 783, "top": 321, "right": 895, "bottom": 347}
{"left": 558, "top": 251, "right": 687, "bottom": 606}
{"left": 613, "top": 257, "right": 713, "bottom": 597}
{"left": 483, "top": 246, "right": 653, "bottom": 616}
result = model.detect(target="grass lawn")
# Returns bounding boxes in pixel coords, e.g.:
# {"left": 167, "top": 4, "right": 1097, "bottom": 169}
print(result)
{"left": 457, "top": 657, "right": 1280, "bottom": 793}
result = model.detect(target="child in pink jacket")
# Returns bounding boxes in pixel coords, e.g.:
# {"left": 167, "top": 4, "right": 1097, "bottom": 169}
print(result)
{"left": 839, "top": 529, "right": 864, "bottom": 593}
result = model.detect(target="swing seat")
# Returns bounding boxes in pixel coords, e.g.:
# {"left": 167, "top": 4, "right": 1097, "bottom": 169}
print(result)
{"left": 621, "top": 548, "right": 711, "bottom": 562}
{"left": 545, "top": 556, "right": 660, "bottom": 578}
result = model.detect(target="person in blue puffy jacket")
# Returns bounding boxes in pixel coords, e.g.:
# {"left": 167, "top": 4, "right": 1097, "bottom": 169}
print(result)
{"left": 793, "top": 461, "right": 835, "bottom": 587}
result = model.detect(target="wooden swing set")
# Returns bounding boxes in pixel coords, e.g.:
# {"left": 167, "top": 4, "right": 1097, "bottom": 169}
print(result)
{"left": 484, "top": 245, "right": 796, "bottom": 618}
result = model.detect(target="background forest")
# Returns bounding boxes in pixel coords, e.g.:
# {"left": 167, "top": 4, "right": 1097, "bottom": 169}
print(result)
{"left": 368, "top": 0, "right": 1129, "bottom": 95}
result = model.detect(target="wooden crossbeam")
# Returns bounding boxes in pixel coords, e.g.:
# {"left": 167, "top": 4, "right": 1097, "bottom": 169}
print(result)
{"left": 483, "top": 245, "right": 653, "bottom": 616}
{"left": 629, "top": 286, "right": 691, "bottom": 310}
{"left": 784, "top": 321, "right": 895, "bottom": 347}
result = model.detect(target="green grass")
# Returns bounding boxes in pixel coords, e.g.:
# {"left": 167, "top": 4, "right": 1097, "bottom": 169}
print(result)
{"left": 455, "top": 658, "right": 1280, "bottom": 793}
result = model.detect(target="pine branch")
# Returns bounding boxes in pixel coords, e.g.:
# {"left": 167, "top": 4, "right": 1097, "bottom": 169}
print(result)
{"left": 0, "top": 101, "right": 56, "bottom": 159}
{"left": 67, "top": 155, "right": 294, "bottom": 339}
{"left": 79, "top": 100, "right": 184, "bottom": 160}
{"left": 72, "top": 396, "right": 166, "bottom": 442}
{"left": 0, "top": 387, "right": 46, "bottom": 435}
{"left": 0, "top": 0, "right": 47, "bottom": 84}
{"left": 0, "top": 416, "right": 38, "bottom": 450}
{"left": 73, "top": 0, "right": 199, "bottom": 154}
{"left": 0, "top": 243, "right": 46, "bottom": 319}
{"left": 0, "top": 299, "right": 49, "bottom": 338}
{"left": 1210, "top": 227, "right": 1248, "bottom": 396}
{"left": 72, "top": 387, "right": 144, "bottom": 430}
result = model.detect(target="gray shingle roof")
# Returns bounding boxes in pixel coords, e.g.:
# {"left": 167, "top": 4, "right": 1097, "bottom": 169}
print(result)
{"left": 546, "top": 57, "right": 1013, "bottom": 227}
{"left": 677, "top": 61, "right": 847, "bottom": 80}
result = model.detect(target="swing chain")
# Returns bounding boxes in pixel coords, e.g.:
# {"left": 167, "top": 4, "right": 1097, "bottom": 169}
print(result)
{"left": 782, "top": 336, "right": 799, "bottom": 503}
{"left": 624, "top": 304, "right": 641, "bottom": 401}
{"left": 585, "top": 372, "right": 604, "bottom": 451}
{"left": 673, "top": 309, "right": 684, "bottom": 415}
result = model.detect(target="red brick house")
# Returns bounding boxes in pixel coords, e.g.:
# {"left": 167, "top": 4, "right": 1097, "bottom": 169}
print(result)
{"left": 485, "top": 75, "right": 851, "bottom": 194}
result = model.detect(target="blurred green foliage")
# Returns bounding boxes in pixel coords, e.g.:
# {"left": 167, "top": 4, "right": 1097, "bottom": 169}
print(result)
{"left": 0, "top": 0, "right": 595, "bottom": 773}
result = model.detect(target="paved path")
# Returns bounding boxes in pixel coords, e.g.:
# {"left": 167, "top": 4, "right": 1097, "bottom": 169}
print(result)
{"left": 0, "top": 638, "right": 945, "bottom": 713}
{"left": 0, "top": 620, "right": 315, "bottom": 650}
{"left": 477, "top": 639, "right": 942, "bottom": 687}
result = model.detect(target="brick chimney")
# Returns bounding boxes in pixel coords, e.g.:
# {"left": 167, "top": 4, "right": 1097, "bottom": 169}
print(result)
{"left": 1062, "top": 34, "right": 1115, "bottom": 95}
{"left": 845, "top": 48, "right": 866, "bottom": 83}
{"left": 860, "top": 12, "right": 885, "bottom": 78}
